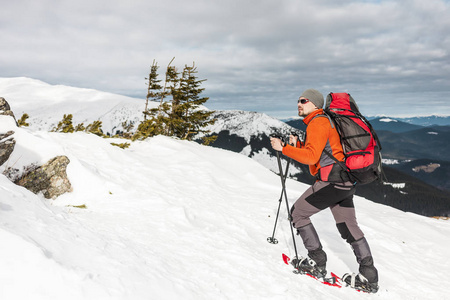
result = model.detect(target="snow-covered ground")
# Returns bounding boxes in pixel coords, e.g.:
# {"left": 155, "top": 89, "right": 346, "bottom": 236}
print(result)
{"left": 1, "top": 121, "right": 449, "bottom": 299}
{"left": 1, "top": 77, "right": 449, "bottom": 299}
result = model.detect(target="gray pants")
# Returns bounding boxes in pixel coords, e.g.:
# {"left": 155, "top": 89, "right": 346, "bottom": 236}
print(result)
{"left": 291, "top": 180, "right": 378, "bottom": 283}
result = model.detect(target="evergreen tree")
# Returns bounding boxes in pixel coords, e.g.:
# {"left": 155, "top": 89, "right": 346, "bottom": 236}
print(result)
{"left": 74, "top": 123, "right": 85, "bottom": 132}
{"left": 144, "top": 60, "right": 163, "bottom": 121}
{"left": 175, "top": 63, "right": 216, "bottom": 141}
{"left": 166, "top": 64, "right": 182, "bottom": 136}
{"left": 158, "top": 57, "right": 175, "bottom": 118}
{"left": 133, "top": 105, "right": 168, "bottom": 141}
{"left": 18, "top": 113, "right": 30, "bottom": 127}
{"left": 85, "top": 120, "right": 104, "bottom": 136}
{"left": 52, "top": 114, "right": 75, "bottom": 133}
{"left": 135, "top": 58, "right": 216, "bottom": 144}
{"left": 119, "top": 121, "right": 135, "bottom": 139}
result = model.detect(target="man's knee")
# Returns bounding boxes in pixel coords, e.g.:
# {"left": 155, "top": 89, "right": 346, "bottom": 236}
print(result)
{"left": 336, "top": 222, "right": 356, "bottom": 244}
{"left": 291, "top": 204, "right": 311, "bottom": 228}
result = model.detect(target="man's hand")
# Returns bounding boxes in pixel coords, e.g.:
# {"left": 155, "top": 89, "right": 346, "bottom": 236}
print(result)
{"left": 289, "top": 134, "right": 298, "bottom": 146}
{"left": 270, "top": 137, "right": 284, "bottom": 151}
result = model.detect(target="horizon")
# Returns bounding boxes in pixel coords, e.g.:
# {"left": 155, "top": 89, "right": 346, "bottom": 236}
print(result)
{"left": 2, "top": 76, "right": 449, "bottom": 121}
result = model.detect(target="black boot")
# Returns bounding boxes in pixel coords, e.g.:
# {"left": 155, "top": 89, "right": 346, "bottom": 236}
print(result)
{"left": 342, "top": 273, "right": 379, "bottom": 293}
{"left": 342, "top": 237, "right": 379, "bottom": 293}
{"left": 351, "top": 237, "right": 378, "bottom": 284}
{"left": 296, "top": 223, "right": 328, "bottom": 278}
{"left": 291, "top": 256, "right": 327, "bottom": 278}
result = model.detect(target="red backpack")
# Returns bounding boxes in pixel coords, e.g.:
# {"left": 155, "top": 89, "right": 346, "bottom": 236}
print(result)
{"left": 323, "top": 92, "right": 383, "bottom": 185}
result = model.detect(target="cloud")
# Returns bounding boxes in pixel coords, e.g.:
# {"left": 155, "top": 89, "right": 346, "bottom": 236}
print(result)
{"left": 1, "top": 0, "right": 449, "bottom": 118}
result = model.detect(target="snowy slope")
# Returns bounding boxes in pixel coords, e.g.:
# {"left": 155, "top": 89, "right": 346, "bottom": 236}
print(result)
{"left": 1, "top": 116, "right": 450, "bottom": 299}
{"left": 0, "top": 77, "right": 153, "bottom": 134}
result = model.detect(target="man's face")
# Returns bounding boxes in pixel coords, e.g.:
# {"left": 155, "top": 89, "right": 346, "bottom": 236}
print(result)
{"left": 297, "top": 97, "right": 316, "bottom": 117}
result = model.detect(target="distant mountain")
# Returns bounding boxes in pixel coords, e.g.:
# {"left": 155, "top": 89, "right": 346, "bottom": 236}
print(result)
{"left": 377, "top": 126, "right": 450, "bottom": 161}
{"left": 288, "top": 115, "right": 450, "bottom": 133}
{"left": 368, "top": 115, "right": 450, "bottom": 127}
{"left": 356, "top": 166, "right": 450, "bottom": 217}
{"left": 285, "top": 118, "right": 306, "bottom": 131}
{"left": 286, "top": 116, "right": 425, "bottom": 133}
{"left": 389, "top": 159, "right": 450, "bottom": 192}
{"left": 397, "top": 115, "right": 450, "bottom": 127}
{"left": 369, "top": 117, "right": 423, "bottom": 133}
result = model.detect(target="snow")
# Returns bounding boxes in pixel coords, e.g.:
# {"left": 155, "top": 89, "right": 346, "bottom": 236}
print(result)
{"left": 1, "top": 77, "right": 450, "bottom": 299}
{"left": 382, "top": 159, "right": 400, "bottom": 165}
{"left": 0, "top": 77, "right": 154, "bottom": 135}
{"left": 379, "top": 118, "right": 398, "bottom": 123}
{"left": 207, "top": 110, "right": 295, "bottom": 142}
{"left": 383, "top": 182, "right": 406, "bottom": 189}
{"left": 239, "top": 144, "right": 304, "bottom": 179}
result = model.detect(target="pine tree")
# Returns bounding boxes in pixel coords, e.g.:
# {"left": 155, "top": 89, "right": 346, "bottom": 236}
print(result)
{"left": 119, "top": 121, "right": 134, "bottom": 139}
{"left": 52, "top": 114, "right": 75, "bottom": 133}
{"left": 175, "top": 63, "right": 216, "bottom": 141}
{"left": 133, "top": 106, "right": 168, "bottom": 141}
{"left": 144, "top": 60, "right": 163, "bottom": 121}
{"left": 85, "top": 120, "right": 104, "bottom": 136}
{"left": 18, "top": 113, "right": 30, "bottom": 127}
{"left": 158, "top": 57, "right": 175, "bottom": 118}
{"left": 74, "top": 123, "right": 85, "bottom": 132}
{"left": 134, "top": 58, "right": 216, "bottom": 144}
{"left": 166, "top": 64, "right": 182, "bottom": 137}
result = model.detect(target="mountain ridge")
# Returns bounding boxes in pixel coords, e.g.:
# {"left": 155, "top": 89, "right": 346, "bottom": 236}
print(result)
{"left": 1, "top": 77, "right": 448, "bottom": 216}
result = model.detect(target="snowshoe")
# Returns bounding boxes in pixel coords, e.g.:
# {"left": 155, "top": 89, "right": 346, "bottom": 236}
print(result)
{"left": 342, "top": 273, "right": 379, "bottom": 293}
{"left": 291, "top": 256, "right": 327, "bottom": 279}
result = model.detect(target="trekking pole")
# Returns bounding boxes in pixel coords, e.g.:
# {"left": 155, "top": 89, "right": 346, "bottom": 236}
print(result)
{"left": 267, "top": 156, "right": 291, "bottom": 244}
{"left": 275, "top": 150, "right": 299, "bottom": 259}
{"left": 267, "top": 134, "right": 299, "bottom": 258}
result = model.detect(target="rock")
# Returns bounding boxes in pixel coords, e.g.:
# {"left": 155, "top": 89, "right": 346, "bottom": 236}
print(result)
{"left": 1, "top": 97, "right": 72, "bottom": 199}
{"left": 15, "top": 156, "right": 73, "bottom": 199}
{"left": 0, "top": 131, "right": 16, "bottom": 166}
{"left": 0, "top": 97, "right": 17, "bottom": 121}
{"left": 0, "top": 97, "right": 18, "bottom": 166}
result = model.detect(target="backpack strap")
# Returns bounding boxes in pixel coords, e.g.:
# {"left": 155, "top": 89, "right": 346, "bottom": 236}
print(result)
{"left": 311, "top": 112, "right": 334, "bottom": 129}
{"left": 322, "top": 148, "right": 348, "bottom": 175}
{"left": 309, "top": 112, "right": 351, "bottom": 183}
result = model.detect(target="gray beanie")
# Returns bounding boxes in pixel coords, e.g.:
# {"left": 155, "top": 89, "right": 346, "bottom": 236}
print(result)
{"left": 300, "top": 89, "right": 324, "bottom": 109}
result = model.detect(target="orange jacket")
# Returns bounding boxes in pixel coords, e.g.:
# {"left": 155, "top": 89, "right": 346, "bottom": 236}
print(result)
{"left": 282, "top": 109, "right": 344, "bottom": 177}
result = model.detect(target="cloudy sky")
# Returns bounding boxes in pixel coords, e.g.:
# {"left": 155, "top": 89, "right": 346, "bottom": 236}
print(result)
{"left": 1, "top": 0, "right": 449, "bottom": 118}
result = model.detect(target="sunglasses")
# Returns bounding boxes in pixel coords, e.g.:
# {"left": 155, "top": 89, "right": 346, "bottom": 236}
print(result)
{"left": 298, "top": 98, "right": 309, "bottom": 104}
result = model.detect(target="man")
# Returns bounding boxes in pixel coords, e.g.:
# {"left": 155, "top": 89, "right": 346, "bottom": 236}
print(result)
{"left": 270, "top": 88, "right": 379, "bottom": 293}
